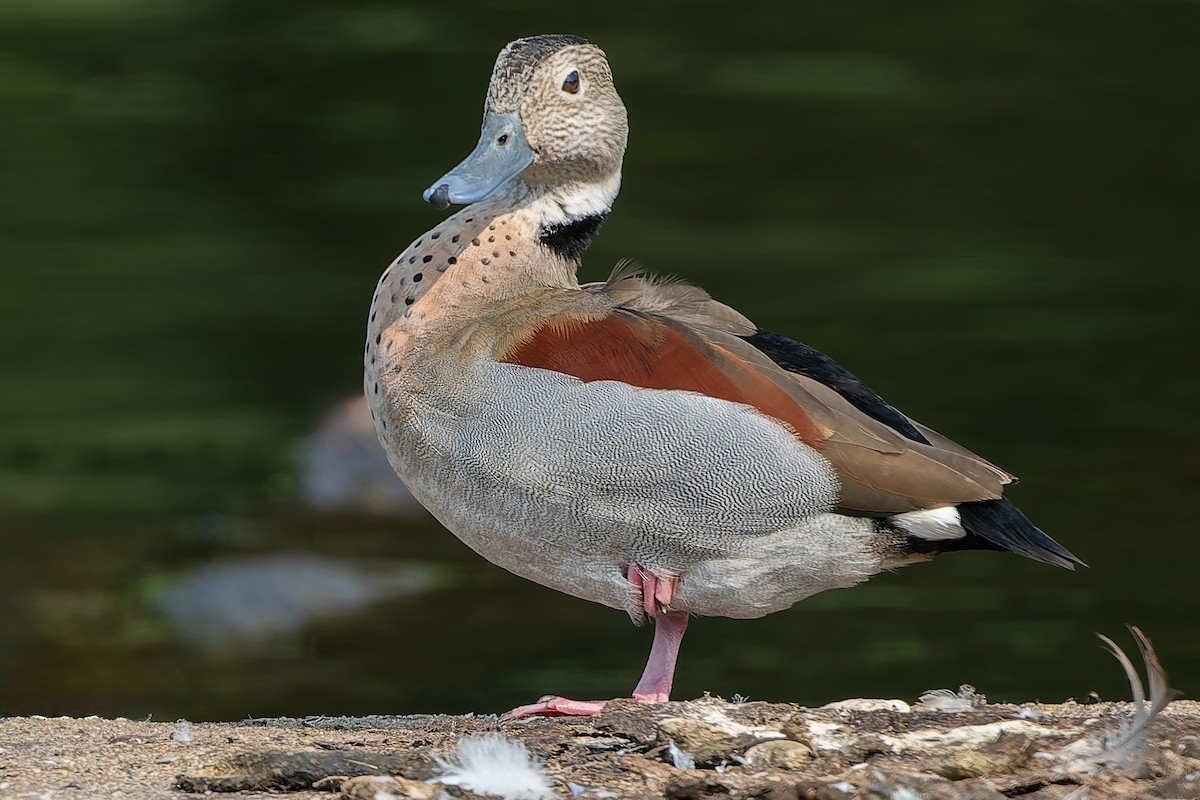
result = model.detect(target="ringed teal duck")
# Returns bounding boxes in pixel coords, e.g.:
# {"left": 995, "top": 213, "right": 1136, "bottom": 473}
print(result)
{"left": 364, "top": 34, "right": 1083, "bottom": 717}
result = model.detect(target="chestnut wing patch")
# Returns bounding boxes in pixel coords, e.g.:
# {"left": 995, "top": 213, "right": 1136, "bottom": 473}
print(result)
{"left": 500, "top": 310, "right": 826, "bottom": 448}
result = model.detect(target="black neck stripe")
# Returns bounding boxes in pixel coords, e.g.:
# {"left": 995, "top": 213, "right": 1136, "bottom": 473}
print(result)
{"left": 539, "top": 213, "right": 608, "bottom": 263}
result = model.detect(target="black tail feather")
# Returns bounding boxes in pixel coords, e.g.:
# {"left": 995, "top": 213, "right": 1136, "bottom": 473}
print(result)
{"left": 957, "top": 499, "right": 1085, "bottom": 570}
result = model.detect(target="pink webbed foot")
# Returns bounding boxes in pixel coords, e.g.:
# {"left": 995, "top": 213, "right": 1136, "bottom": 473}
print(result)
{"left": 501, "top": 696, "right": 609, "bottom": 720}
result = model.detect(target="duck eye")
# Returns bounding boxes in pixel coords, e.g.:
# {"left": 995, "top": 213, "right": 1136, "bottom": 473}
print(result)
{"left": 497, "top": 134, "right": 509, "bottom": 145}
{"left": 562, "top": 69, "right": 580, "bottom": 94}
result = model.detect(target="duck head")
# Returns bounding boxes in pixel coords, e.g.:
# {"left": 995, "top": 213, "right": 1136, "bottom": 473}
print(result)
{"left": 424, "top": 35, "right": 628, "bottom": 226}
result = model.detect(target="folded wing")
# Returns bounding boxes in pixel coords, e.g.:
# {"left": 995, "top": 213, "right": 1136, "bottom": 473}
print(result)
{"left": 499, "top": 267, "right": 1015, "bottom": 516}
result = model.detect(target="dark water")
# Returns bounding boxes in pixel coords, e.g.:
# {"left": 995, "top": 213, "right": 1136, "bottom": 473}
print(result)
{"left": 1, "top": 0, "right": 1198, "bottom": 719}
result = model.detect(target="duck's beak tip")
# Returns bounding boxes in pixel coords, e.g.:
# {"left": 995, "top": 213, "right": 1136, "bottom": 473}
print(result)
{"left": 425, "top": 183, "right": 452, "bottom": 210}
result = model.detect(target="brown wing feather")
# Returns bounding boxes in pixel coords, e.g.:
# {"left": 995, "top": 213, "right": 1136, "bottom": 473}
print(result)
{"left": 501, "top": 274, "right": 1010, "bottom": 515}
{"left": 499, "top": 309, "right": 827, "bottom": 448}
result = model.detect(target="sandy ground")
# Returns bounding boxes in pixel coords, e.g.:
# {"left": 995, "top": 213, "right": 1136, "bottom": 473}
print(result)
{"left": 1, "top": 695, "right": 1198, "bottom": 799}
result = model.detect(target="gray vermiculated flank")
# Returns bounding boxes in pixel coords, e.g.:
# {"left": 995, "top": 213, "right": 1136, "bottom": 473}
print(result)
{"left": 380, "top": 360, "right": 879, "bottom": 621}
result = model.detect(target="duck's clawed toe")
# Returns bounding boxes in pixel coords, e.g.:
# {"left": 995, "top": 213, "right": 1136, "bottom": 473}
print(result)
{"left": 628, "top": 563, "right": 681, "bottom": 617}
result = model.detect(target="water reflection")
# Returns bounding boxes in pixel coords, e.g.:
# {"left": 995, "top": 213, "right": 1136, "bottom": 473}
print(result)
{"left": 0, "top": 0, "right": 1197, "bottom": 718}
{"left": 154, "top": 553, "right": 439, "bottom": 651}
{"left": 299, "top": 397, "right": 419, "bottom": 515}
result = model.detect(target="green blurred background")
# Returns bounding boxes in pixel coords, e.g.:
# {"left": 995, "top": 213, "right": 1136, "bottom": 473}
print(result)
{"left": 1, "top": 0, "right": 1197, "bottom": 720}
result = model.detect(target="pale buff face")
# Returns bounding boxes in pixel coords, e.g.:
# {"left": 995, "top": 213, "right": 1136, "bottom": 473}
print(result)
{"left": 485, "top": 37, "right": 629, "bottom": 186}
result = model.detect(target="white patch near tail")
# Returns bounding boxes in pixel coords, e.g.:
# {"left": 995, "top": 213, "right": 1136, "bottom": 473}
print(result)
{"left": 893, "top": 506, "right": 965, "bottom": 541}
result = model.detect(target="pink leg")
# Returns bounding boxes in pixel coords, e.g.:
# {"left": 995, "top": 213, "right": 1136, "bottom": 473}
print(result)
{"left": 631, "top": 609, "right": 688, "bottom": 703}
{"left": 501, "top": 564, "right": 688, "bottom": 719}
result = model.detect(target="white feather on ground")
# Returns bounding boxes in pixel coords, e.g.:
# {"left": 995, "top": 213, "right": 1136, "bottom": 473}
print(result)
{"left": 432, "top": 733, "right": 553, "bottom": 800}
{"left": 1059, "top": 625, "right": 1180, "bottom": 777}
{"left": 666, "top": 740, "right": 696, "bottom": 770}
{"left": 913, "top": 684, "right": 984, "bottom": 713}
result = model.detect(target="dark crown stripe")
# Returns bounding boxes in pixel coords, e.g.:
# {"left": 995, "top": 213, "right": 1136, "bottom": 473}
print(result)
{"left": 501, "top": 35, "right": 589, "bottom": 73}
